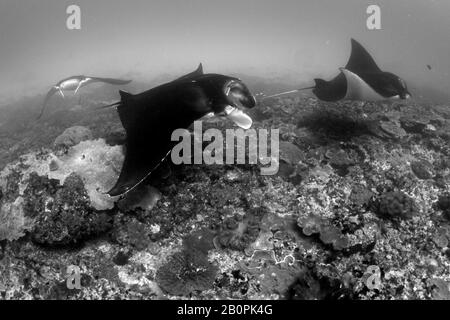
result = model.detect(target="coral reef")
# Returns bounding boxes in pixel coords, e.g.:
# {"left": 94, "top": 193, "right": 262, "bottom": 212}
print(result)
{"left": 28, "top": 173, "right": 112, "bottom": 246}
{"left": 0, "top": 94, "right": 449, "bottom": 300}
{"left": 0, "top": 137, "right": 122, "bottom": 245}
{"left": 0, "top": 139, "right": 123, "bottom": 212}
{"left": 156, "top": 249, "right": 218, "bottom": 296}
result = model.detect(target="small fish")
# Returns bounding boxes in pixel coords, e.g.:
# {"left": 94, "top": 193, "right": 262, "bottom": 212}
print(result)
{"left": 37, "top": 75, "right": 132, "bottom": 119}
{"left": 263, "top": 39, "right": 411, "bottom": 102}
{"left": 105, "top": 64, "right": 256, "bottom": 197}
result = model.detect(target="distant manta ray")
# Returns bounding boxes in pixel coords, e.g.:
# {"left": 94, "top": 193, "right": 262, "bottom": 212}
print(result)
{"left": 263, "top": 39, "right": 411, "bottom": 102}
{"left": 37, "top": 75, "right": 132, "bottom": 119}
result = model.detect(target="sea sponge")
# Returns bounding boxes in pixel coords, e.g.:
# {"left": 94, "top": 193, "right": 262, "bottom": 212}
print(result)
{"left": 374, "top": 191, "right": 418, "bottom": 220}
{"left": 156, "top": 249, "right": 218, "bottom": 296}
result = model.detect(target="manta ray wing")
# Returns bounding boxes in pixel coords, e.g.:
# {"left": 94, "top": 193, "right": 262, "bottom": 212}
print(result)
{"left": 37, "top": 87, "right": 59, "bottom": 120}
{"left": 345, "top": 39, "right": 382, "bottom": 75}
{"left": 97, "top": 64, "right": 204, "bottom": 112}
{"left": 107, "top": 93, "right": 177, "bottom": 197}
{"left": 107, "top": 127, "right": 173, "bottom": 197}
{"left": 340, "top": 68, "right": 386, "bottom": 101}
{"left": 312, "top": 73, "right": 347, "bottom": 102}
{"left": 175, "top": 63, "right": 204, "bottom": 81}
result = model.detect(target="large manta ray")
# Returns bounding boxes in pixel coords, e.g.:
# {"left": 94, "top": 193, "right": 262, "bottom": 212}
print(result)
{"left": 106, "top": 64, "right": 256, "bottom": 197}
{"left": 264, "top": 39, "right": 411, "bottom": 102}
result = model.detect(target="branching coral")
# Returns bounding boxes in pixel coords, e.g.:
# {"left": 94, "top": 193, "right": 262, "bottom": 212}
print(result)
{"left": 156, "top": 249, "right": 218, "bottom": 296}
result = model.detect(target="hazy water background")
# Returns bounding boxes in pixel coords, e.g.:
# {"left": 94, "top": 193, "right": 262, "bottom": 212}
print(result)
{"left": 0, "top": 0, "right": 449, "bottom": 104}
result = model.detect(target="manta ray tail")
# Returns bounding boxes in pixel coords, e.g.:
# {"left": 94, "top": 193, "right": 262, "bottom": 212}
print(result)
{"left": 95, "top": 90, "right": 132, "bottom": 110}
{"left": 91, "top": 78, "right": 133, "bottom": 85}
{"left": 96, "top": 101, "right": 122, "bottom": 110}
{"left": 261, "top": 86, "right": 315, "bottom": 100}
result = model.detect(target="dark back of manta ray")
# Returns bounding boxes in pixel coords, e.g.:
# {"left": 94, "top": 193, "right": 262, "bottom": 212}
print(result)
{"left": 108, "top": 74, "right": 234, "bottom": 196}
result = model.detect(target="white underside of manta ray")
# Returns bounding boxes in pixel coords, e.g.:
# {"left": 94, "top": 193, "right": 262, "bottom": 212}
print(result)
{"left": 338, "top": 68, "right": 400, "bottom": 101}
{"left": 37, "top": 75, "right": 132, "bottom": 119}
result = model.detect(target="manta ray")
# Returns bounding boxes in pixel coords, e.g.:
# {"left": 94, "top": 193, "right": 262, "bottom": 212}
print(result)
{"left": 37, "top": 75, "right": 132, "bottom": 119}
{"left": 264, "top": 39, "right": 411, "bottom": 102}
{"left": 105, "top": 64, "right": 256, "bottom": 197}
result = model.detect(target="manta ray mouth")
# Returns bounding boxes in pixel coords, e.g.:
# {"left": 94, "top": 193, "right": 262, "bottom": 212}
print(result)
{"left": 390, "top": 93, "right": 410, "bottom": 100}
{"left": 223, "top": 105, "right": 253, "bottom": 130}
{"left": 402, "top": 93, "right": 411, "bottom": 100}
{"left": 219, "top": 80, "right": 255, "bottom": 129}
